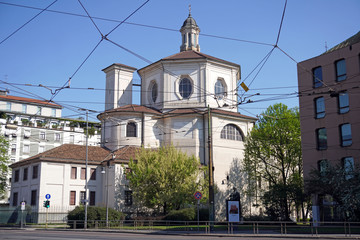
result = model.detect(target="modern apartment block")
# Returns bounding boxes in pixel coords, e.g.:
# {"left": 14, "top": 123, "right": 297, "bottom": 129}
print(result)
{"left": 297, "top": 32, "right": 360, "bottom": 221}
{"left": 0, "top": 91, "right": 101, "bottom": 202}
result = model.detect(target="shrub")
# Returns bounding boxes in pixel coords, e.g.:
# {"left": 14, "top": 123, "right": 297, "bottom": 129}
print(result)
{"left": 199, "top": 208, "right": 209, "bottom": 221}
{"left": 164, "top": 208, "right": 196, "bottom": 221}
{"left": 67, "top": 206, "right": 125, "bottom": 228}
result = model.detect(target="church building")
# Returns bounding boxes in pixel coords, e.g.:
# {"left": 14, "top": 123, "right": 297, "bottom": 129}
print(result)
{"left": 98, "top": 11, "right": 257, "bottom": 218}
{"left": 9, "top": 11, "right": 257, "bottom": 222}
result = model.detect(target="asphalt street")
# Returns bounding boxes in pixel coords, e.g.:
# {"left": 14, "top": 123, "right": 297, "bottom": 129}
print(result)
{"left": 0, "top": 229, "right": 358, "bottom": 240}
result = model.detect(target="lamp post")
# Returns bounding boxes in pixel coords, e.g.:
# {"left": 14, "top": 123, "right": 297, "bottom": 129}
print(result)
{"left": 101, "top": 154, "right": 115, "bottom": 228}
{"left": 79, "top": 108, "right": 96, "bottom": 229}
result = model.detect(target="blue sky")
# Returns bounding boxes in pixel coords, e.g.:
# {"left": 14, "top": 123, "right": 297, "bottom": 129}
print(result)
{"left": 0, "top": 0, "right": 359, "bottom": 122}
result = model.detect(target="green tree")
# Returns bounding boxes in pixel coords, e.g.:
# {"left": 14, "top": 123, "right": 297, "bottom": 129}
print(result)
{"left": 306, "top": 163, "right": 360, "bottom": 221}
{"left": 244, "top": 103, "right": 307, "bottom": 220}
{"left": 127, "top": 144, "right": 207, "bottom": 215}
{"left": 0, "top": 133, "right": 9, "bottom": 200}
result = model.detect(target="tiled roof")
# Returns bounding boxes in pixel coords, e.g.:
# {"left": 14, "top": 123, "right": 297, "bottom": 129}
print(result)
{"left": 102, "top": 63, "right": 137, "bottom": 72}
{"left": 162, "top": 50, "right": 240, "bottom": 68}
{"left": 325, "top": 31, "right": 360, "bottom": 54}
{"left": 163, "top": 108, "right": 257, "bottom": 121}
{"left": 0, "top": 95, "right": 62, "bottom": 108}
{"left": 106, "top": 145, "right": 140, "bottom": 163}
{"left": 99, "top": 104, "right": 161, "bottom": 116}
{"left": 10, "top": 144, "right": 109, "bottom": 168}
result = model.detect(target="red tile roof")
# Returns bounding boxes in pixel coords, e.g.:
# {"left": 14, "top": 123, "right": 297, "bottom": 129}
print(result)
{"left": 10, "top": 144, "right": 109, "bottom": 168}
{"left": 10, "top": 144, "right": 141, "bottom": 168}
{"left": 0, "top": 95, "right": 62, "bottom": 108}
{"left": 163, "top": 108, "right": 257, "bottom": 121}
{"left": 98, "top": 104, "right": 161, "bottom": 118}
{"left": 162, "top": 50, "right": 240, "bottom": 68}
{"left": 102, "top": 63, "right": 137, "bottom": 72}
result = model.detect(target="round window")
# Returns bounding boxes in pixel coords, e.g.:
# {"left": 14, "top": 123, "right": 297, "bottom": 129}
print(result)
{"left": 179, "top": 78, "right": 192, "bottom": 99}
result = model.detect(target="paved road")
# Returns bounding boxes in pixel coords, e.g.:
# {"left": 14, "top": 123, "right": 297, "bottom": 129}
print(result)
{"left": 0, "top": 229, "right": 357, "bottom": 240}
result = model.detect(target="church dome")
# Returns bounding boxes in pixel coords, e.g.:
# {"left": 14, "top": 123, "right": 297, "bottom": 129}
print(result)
{"left": 181, "top": 14, "right": 198, "bottom": 29}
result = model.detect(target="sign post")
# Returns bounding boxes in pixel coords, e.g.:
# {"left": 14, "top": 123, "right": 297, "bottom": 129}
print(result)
{"left": 194, "top": 191, "right": 202, "bottom": 230}
{"left": 20, "top": 201, "right": 25, "bottom": 228}
{"left": 44, "top": 194, "right": 51, "bottom": 229}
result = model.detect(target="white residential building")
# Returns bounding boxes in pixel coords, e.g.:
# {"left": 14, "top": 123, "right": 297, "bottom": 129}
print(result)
{"left": 0, "top": 91, "right": 101, "bottom": 203}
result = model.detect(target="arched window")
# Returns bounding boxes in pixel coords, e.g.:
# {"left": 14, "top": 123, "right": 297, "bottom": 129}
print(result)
{"left": 151, "top": 82, "right": 158, "bottom": 103}
{"left": 126, "top": 122, "right": 137, "bottom": 137}
{"left": 215, "top": 79, "right": 226, "bottom": 100}
{"left": 179, "top": 77, "right": 192, "bottom": 99}
{"left": 220, "top": 124, "right": 243, "bottom": 141}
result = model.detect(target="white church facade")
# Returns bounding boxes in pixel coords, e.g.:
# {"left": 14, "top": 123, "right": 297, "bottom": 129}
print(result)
{"left": 9, "top": 12, "right": 257, "bottom": 222}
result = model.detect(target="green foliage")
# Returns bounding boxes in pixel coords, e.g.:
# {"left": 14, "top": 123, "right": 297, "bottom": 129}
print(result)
{"left": 244, "top": 103, "right": 305, "bottom": 220}
{"left": 306, "top": 164, "right": 360, "bottom": 221}
{"left": 164, "top": 207, "right": 209, "bottom": 221}
{"left": 164, "top": 208, "right": 196, "bottom": 221}
{"left": 86, "top": 127, "right": 96, "bottom": 137}
{"left": 67, "top": 206, "right": 125, "bottom": 228}
{"left": 127, "top": 144, "right": 207, "bottom": 214}
{"left": 0, "top": 112, "right": 7, "bottom": 119}
{"left": 0, "top": 133, "right": 9, "bottom": 200}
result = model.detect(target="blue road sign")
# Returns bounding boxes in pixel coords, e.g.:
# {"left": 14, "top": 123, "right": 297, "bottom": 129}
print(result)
{"left": 45, "top": 194, "right": 51, "bottom": 200}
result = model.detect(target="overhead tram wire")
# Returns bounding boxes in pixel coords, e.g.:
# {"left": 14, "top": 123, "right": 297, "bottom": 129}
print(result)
{"left": 48, "top": 0, "right": 150, "bottom": 102}
{"left": 0, "top": 1, "right": 273, "bottom": 47}
{"left": 0, "top": 0, "right": 58, "bottom": 46}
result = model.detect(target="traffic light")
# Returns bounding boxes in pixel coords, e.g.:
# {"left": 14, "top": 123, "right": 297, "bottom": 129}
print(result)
{"left": 43, "top": 200, "right": 50, "bottom": 208}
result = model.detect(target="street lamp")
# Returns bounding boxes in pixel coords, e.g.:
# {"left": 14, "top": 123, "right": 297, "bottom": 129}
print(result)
{"left": 78, "top": 108, "right": 96, "bottom": 229}
{"left": 101, "top": 153, "right": 115, "bottom": 228}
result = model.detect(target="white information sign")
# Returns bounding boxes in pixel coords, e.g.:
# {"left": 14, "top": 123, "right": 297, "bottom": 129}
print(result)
{"left": 227, "top": 200, "right": 240, "bottom": 222}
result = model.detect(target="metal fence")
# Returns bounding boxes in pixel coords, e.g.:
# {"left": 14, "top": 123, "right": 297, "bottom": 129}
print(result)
{"left": 0, "top": 207, "right": 359, "bottom": 237}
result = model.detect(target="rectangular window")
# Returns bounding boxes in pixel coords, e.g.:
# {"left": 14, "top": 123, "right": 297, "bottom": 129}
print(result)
{"left": 40, "top": 132, "right": 46, "bottom": 140}
{"left": 81, "top": 168, "right": 86, "bottom": 180}
{"left": 315, "top": 97, "right": 325, "bottom": 118}
{"left": 11, "top": 144, "right": 16, "bottom": 155}
{"left": 70, "top": 191, "right": 76, "bottom": 205}
{"left": 24, "top": 130, "right": 31, "bottom": 138}
{"left": 90, "top": 168, "right": 96, "bottom": 180}
{"left": 22, "top": 104, "right": 27, "bottom": 114}
{"left": 12, "top": 192, "right": 18, "bottom": 206}
{"left": 71, "top": 167, "right": 77, "bottom": 179}
{"left": 23, "top": 167, "right": 28, "bottom": 181}
{"left": 124, "top": 190, "right": 133, "bottom": 206}
{"left": 340, "top": 123, "right": 352, "bottom": 147}
{"left": 23, "top": 144, "right": 30, "bottom": 153}
{"left": 316, "top": 128, "right": 327, "bottom": 150}
{"left": 37, "top": 106, "right": 42, "bottom": 115}
{"left": 338, "top": 92, "right": 349, "bottom": 114}
{"left": 39, "top": 146, "right": 45, "bottom": 153}
{"left": 336, "top": 59, "right": 346, "bottom": 81}
{"left": 313, "top": 66, "right": 323, "bottom": 88}
{"left": 31, "top": 190, "right": 37, "bottom": 206}
{"left": 32, "top": 165, "right": 38, "bottom": 179}
{"left": 343, "top": 157, "right": 354, "bottom": 180}
{"left": 89, "top": 191, "right": 95, "bottom": 206}
{"left": 70, "top": 135, "right": 74, "bottom": 144}
{"left": 318, "top": 159, "right": 328, "bottom": 176}
{"left": 55, "top": 133, "right": 61, "bottom": 141}
{"left": 6, "top": 102, "right": 11, "bottom": 111}
{"left": 51, "top": 109, "right": 56, "bottom": 117}
{"left": 14, "top": 169, "right": 19, "bottom": 182}
{"left": 80, "top": 191, "right": 86, "bottom": 205}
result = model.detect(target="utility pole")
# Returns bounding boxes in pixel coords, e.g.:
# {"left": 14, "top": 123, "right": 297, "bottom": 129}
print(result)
{"left": 208, "top": 105, "right": 215, "bottom": 229}
{"left": 79, "top": 108, "right": 96, "bottom": 229}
